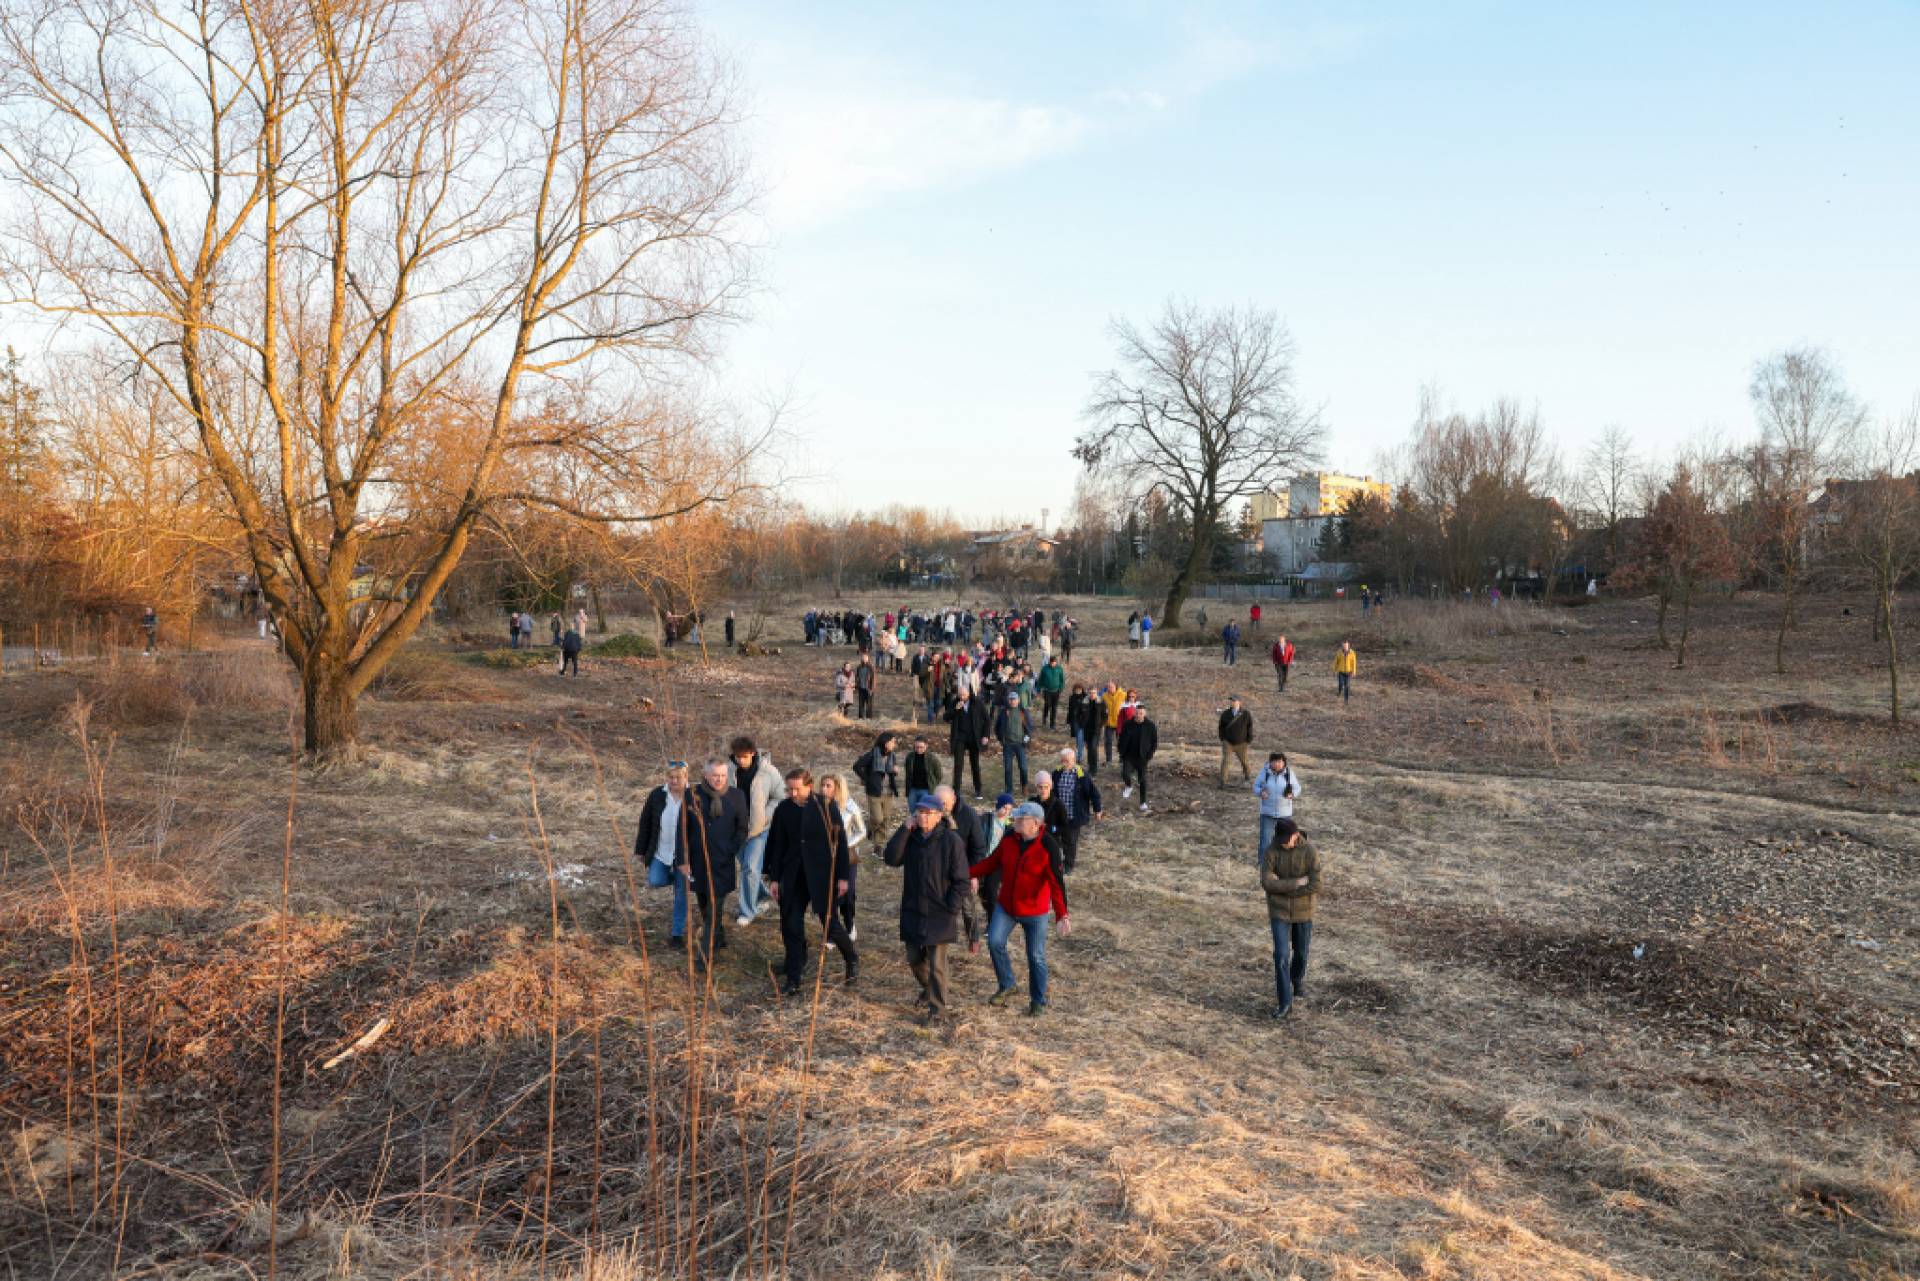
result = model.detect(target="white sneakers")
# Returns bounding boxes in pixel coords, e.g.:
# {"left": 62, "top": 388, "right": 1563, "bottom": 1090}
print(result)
{"left": 1139, "top": 803, "right": 1149, "bottom": 814}
{"left": 1121, "top": 786, "right": 1132, "bottom": 799}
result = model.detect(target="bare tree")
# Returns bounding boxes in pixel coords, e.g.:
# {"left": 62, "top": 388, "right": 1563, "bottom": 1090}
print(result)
{"left": 1827, "top": 403, "right": 1920, "bottom": 726}
{"left": 1746, "top": 347, "right": 1866, "bottom": 673}
{"left": 1580, "top": 424, "right": 1640, "bottom": 575}
{"left": 0, "top": 0, "right": 751, "bottom": 754}
{"left": 1618, "top": 462, "right": 1738, "bottom": 669}
{"left": 1076, "top": 301, "right": 1321, "bottom": 626}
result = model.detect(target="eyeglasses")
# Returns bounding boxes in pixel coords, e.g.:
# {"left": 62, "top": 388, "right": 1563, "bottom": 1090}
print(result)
{"left": 667, "top": 760, "right": 687, "bottom": 769}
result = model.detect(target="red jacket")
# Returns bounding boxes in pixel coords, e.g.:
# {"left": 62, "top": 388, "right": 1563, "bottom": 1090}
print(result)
{"left": 1271, "top": 640, "right": 1294, "bottom": 666}
{"left": 971, "top": 833, "right": 1068, "bottom": 920}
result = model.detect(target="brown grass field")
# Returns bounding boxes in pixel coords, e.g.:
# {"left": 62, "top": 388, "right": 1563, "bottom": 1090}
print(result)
{"left": 2, "top": 592, "right": 1916, "bottom": 1279}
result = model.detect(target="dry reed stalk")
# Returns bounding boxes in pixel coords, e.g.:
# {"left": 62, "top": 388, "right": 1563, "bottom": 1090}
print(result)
{"left": 268, "top": 712, "right": 298, "bottom": 1280}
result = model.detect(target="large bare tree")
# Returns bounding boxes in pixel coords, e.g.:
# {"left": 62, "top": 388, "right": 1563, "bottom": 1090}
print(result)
{"left": 1077, "top": 301, "right": 1321, "bottom": 627}
{"left": 1579, "top": 424, "right": 1640, "bottom": 575}
{"left": 0, "top": 0, "right": 751, "bottom": 753}
{"left": 1745, "top": 347, "right": 1866, "bottom": 673}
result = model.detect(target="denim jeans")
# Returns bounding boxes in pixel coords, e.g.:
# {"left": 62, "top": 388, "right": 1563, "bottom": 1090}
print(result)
{"left": 988, "top": 906, "right": 1050, "bottom": 1005}
{"left": 1259, "top": 814, "right": 1282, "bottom": 864}
{"left": 647, "top": 857, "right": 688, "bottom": 938}
{"left": 1337, "top": 672, "right": 1351, "bottom": 702}
{"left": 736, "top": 831, "right": 769, "bottom": 919}
{"left": 1101, "top": 725, "right": 1117, "bottom": 764}
{"left": 1001, "top": 742, "right": 1029, "bottom": 794}
{"left": 1270, "top": 918, "right": 1312, "bottom": 1011}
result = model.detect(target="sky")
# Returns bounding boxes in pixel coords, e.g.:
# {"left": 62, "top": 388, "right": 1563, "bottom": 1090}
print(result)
{"left": 701, "top": 0, "right": 1920, "bottom": 527}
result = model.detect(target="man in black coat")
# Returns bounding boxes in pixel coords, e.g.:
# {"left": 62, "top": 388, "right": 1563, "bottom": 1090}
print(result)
{"left": 883, "top": 796, "right": 972, "bottom": 1023}
{"left": 763, "top": 768, "right": 859, "bottom": 994}
{"left": 946, "top": 689, "right": 990, "bottom": 801}
{"left": 679, "top": 759, "right": 748, "bottom": 969}
{"left": 1119, "top": 702, "right": 1160, "bottom": 814}
{"left": 1216, "top": 695, "right": 1253, "bottom": 788}
{"left": 935, "top": 785, "right": 991, "bottom": 950}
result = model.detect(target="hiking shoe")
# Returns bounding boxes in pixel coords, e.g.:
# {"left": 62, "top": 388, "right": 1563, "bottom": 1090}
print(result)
{"left": 667, "top": 935, "right": 686, "bottom": 951}
{"left": 714, "top": 927, "right": 729, "bottom": 951}
{"left": 1139, "top": 804, "right": 1149, "bottom": 814}
{"left": 844, "top": 964, "right": 860, "bottom": 988}
{"left": 988, "top": 987, "right": 1017, "bottom": 1008}
{"left": 1025, "top": 1002, "right": 1046, "bottom": 1017}
{"left": 848, "top": 924, "right": 859, "bottom": 943}
{"left": 915, "top": 991, "right": 932, "bottom": 1009}
{"left": 1121, "top": 787, "right": 1132, "bottom": 799}
{"left": 735, "top": 912, "right": 753, "bottom": 928}
{"left": 1271, "top": 1004, "right": 1292, "bottom": 1021}
{"left": 783, "top": 978, "right": 802, "bottom": 997}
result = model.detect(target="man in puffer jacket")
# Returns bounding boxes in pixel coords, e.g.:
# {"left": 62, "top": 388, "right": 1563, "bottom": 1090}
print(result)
{"left": 1259, "top": 817, "right": 1322, "bottom": 1019}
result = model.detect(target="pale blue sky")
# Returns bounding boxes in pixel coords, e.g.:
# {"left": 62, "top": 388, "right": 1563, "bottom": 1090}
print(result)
{"left": 706, "top": 0, "right": 1920, "bottom": 525}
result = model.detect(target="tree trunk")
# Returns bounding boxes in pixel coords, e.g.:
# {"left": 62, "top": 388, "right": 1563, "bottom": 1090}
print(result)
{"left": 1774, "top": 578, "right": 1792, "bottom": 675}
{"left": 1655, "top": 588, "right": 1671, "bottom": 648}
{"left": 1161, "top": 526, "right": 1211, "bottom": 629}
{"left": 302, "top": 658, "right": 359, "bottom": 757}
{"left": 1675, "top": 581, "right": 1693, "bottom": 669}
{"left": 1885, "top": 585, "right": 1901, "bottom": 728}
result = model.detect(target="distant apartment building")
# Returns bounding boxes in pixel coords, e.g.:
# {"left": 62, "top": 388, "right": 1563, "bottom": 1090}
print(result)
{"left": 1287, "top": 472, "right": 1391, "bottom": 517}
{"left": 1256, "top": 472, "right": 1393, "bottom": 580}
{"left": 1247, "top": 488, "right": 1289, "bottom": 522}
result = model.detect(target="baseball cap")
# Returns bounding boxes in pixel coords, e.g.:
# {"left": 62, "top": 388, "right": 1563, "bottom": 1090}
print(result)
{"left": 912, "top": 795, "right": 943, "bottom": 813}
{"left": 1012, "top": 802, "right": 1046, "bottom": 821}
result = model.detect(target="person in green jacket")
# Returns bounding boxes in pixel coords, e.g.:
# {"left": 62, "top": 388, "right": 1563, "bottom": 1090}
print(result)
{"left": 1260, "top": 818, "right": 1321, "bottom": 1019}
{"left": 1036, "top": 656, "right": 1067, "bottom": 729}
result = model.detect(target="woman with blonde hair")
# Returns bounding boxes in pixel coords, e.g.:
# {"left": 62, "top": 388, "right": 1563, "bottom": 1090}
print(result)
{"left": 819, "top": 771, "right": 867, "bottom": 944}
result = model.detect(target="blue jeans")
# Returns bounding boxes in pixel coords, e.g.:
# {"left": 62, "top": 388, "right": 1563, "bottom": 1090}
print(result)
{"left": 1337, "top": 672, "right": 1351, "bottom": 702}
{"left": 1101, "top": 725, "right": 1116, "bottom": 764}
{"left": 1259, "top": 814, "right": 1282, "bottom": 864}
{"left": 925, "top": 694, "right": 941, "bottom": 725}
{"left": 1270, "top": 918, "right": 1312, "bottom": 1011}
{"left": 988, "top": 906, "right": 1050, "bottom": 1005}
{"left": 1001, "top": 742, "right": 1029, "bottom": 794}
{"left": 736, "top": 831, "right": 769, "bottom": 919}
{"left": 1072, "top": 727, "right": 1089, "bottom": 762}
{"left": 1224, "top": 643, "right": 1237, "bottom": 665}
{"left": 647, "top": 858, "right": 688, "bottom": 938}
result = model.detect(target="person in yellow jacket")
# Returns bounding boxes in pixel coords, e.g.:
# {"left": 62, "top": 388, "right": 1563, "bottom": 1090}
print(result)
{"left": 1099, "top": 682, "right": 1126, "bottom": 769}
{"left": 1333, "top": 640, "right": 1357, "bottom": 705}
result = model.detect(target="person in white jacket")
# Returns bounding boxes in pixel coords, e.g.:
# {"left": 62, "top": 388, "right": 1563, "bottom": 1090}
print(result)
{"left": 820, "top": 771, "right": 866, "bottom": 944}
{"left": 1253, "top": 752, "right": 1301, "bottom": 864}
{"left": 727, "top": 736, "right": 788, "bottom": 926}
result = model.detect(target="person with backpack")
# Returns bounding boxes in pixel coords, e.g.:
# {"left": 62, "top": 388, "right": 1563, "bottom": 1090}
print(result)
{"left": 1271, "top": 634, "right": 1295, "bottom": 693}
{"left": 1216, "top": 694, "right": 1253, "bottom": 787}
{"left": 763, "top": 768, "right": 858, "bottom": 995}
{"left": 1036, "top": 656, "right": 1066, "bottom": 728}
{"left": 1254, "top": 752, "right": 1301, "bottom": 865}
{"left": 883, "top": 796, "right": 973, "bottom": 1024}
{"left": 994, "top": 689, "right": 1033, "bottom": 797}
{"left": 1333, "top": 640, "right": 1357, "bottom": 704}
{"left": 969, "top": 803, "right": 1071, "bottom": 1016}
{"left": 507, "top": 609, "right": 521, "bottom": 649}
{"left": 1118, "top": 700, "right": 1159, "bottom": 814}
{"left": 853, "top": 731, "right": 902, "bottom": 837}
{"left": 1260, "top": 817, "right": 1321, "bottom": 1019}
{"left": 677, "top": 759, "right": 747, "bottom": 970}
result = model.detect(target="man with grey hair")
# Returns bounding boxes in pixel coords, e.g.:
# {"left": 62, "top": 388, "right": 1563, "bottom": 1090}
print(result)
{"left": 1051, "top": 747, "right": 1102, "bottom": 874}
{"left": 935, "top": 785, "right": 990, "bottom": 951}
{"left": 968, "top": 801, "right": 1071, "bottom": 1015}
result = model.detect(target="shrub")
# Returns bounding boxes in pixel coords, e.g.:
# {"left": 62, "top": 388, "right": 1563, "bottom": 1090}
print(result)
{"left": 593, "top": 632, "right": 658, "bottom": 659}
{"left": 466, "top": 647, "right": 554, "bottom": 669}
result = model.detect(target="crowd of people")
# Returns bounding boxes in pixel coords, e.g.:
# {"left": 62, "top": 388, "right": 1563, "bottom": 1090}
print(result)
{"left": 629, "top": 600, "right": 1355, "bottom": 1024}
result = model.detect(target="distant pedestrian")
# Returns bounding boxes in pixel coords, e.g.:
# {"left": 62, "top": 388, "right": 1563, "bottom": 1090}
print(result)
{"left": 1334, "top": 641, "right": 1357, "bottom": 704}
{"left": 1139, "top": 613, "right": 1153, "bottom": 649}
{"left": 1253, "top": 752, "right": 1300, "bottom": 864}
{"left": 507, "top": 610, "right": 521, "bottom": 649}
{"left": 142, "top": 606, "right": 159, "bottom": 655}
{"left": 1250, "top": 602, "right": 1262, "bottom": 632}
{"left": 1260, "top": 818, "right": 1321, "bottom": 1019}
{"left": 1222, "top": 621, "right": 1239, "bottom": 665}
{"left": 1271, "top": 634, "right": 1295, "bottom": 692}
{"left": 559, "top": 626, "right": 583, "bottom": 676}
{"left": 854, "top": 653, "right": 877, "bottom": 719}
{"left": 574, "top": 607, "right": 589, "bottom": 638}
{"left": 519, "top": 612, "right": 535, "bottom": 649}
{"left": 1216, "top": 695, "right": 1253, "bottom": 787}
{"left": 1127, "top": 611, "right": 1141, "bottom": 648}
{"left": 550, "top": 613, "right": 563, "bottom": 646}
{"left": 884, "top": 796, "right": 972, "bottom": 1024}
{"left": 724, "top": 611, "right": 736, "bottom": 648}
{"left": 835, "top": 663, "right": 855, "bottom": 717}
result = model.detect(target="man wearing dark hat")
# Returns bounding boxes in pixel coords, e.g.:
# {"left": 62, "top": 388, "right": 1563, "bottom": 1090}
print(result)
{"left": 883, "top": 795, "right": 973, "bottom": 1024}
{"left": 1259, "top": 817, "right": 1321, "bottom": 1019}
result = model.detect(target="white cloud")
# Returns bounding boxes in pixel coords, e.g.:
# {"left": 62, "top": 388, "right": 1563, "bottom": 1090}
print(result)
{"left": 761, "top": 90, "right": 1090, "bottom": 229}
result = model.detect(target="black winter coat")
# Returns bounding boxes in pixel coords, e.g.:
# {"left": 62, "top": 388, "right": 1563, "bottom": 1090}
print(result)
{"left": 947, "top": 699, "right": 989, "bottom": 754}
{"left": 677, "top": 782, "right": 746, "bottom": 896}
{"left": 854, "top": 745, "right": 899, "bottom": 797}
{"left": 763, "top": 796, "right": 849, "bottom": 914}
{"left": 1218, "top": 708, "right": 1253, "bottom": 745}
{"left": 882, "top": 823, "right": 971, "bottom": 946}
{"left": 634, "top": 786, "right": 686, "bottom": 868}
{"left": 1119, "top": 717, "right": 1159, "bottom": 763}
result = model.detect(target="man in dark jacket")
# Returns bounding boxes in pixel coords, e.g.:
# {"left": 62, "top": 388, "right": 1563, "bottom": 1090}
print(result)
{"left": 1216, "top": 695, "right": 1253, "bottom": 788}
{"left": 853, "top": 653, "right": 877, "bottom": 719}
{"left": 854, "top": 731, "right": 902, "bottom": 835}
{"left": 883, "top": 796, "right": 973, "bottom": 1023}
{"left": 763, "top": 768, "right": 859, "bottom": 994}
{"left": 1072, "top": 686, "right": 1106, "bottom": 779}
{"left": 560, "top": 626, "right": 584, "bottom": 677}
{"left": 1118, "top": 701, "right": 1159, "bottom": 814}
{"left": 1050, "top": 748, "right": 1103, "bottom": 873}
{"left": 1259, "top": 817, "right": 1322, "bottom": 1019}
{"left": 994, "top": 690, "right": 1033, "bottom": 797}
{"left": 935, "top": 785, "right": 991, "bottom": 950}
{"left": 946, "top": 689, "right": 990, "bottom": 801}
{"left": 678, "top": 759, "right": 747, "bottom": 969}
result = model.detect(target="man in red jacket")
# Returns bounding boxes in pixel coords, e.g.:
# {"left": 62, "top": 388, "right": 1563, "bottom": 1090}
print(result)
{"left": 969, "top": 803, "right": 1071, "bottom": 1016}
{"left": 1270, "top": 634, "right": 1295, "bottom": 693}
